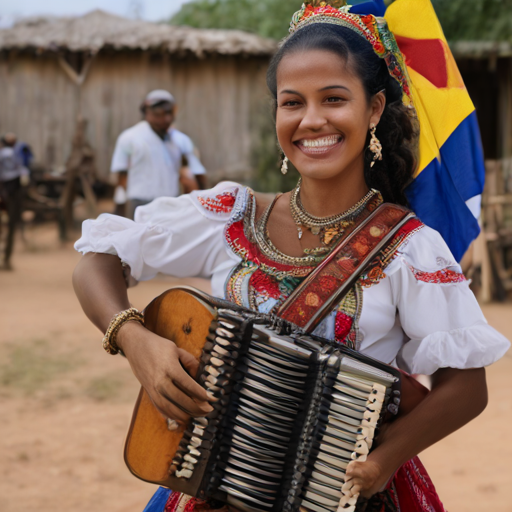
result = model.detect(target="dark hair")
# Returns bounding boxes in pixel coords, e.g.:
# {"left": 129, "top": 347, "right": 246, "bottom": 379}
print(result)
{"left": 267, "top": 24, "right": 418, "bottom": 206}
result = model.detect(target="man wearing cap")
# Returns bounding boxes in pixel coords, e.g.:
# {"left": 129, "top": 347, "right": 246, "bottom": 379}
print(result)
{"left": 111, "top": 90, "right": 207, "bottom": 219}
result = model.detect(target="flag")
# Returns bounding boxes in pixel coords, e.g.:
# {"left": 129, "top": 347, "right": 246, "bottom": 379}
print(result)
{"left": 354, "top": 0, "right": 485, "bottom": 261}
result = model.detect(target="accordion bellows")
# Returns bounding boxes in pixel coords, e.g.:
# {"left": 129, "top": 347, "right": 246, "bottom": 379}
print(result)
{"left": 125, "top": 288, "right": 401, "bottom": 512}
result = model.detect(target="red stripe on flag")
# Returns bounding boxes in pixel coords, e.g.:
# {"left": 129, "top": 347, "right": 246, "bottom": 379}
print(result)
{"left": 395, "top": 35, "right": 447, "bottom": 88}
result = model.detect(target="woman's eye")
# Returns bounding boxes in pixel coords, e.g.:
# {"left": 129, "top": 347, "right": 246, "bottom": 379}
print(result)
{"left": 282, "top": 100, "right": 301, "bottom": 107}
{"left": 326, "top": 96, "right": 346, "bottom": 103}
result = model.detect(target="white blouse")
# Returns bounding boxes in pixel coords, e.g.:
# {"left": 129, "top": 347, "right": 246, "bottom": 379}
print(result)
{"left": 75, "top": 182, "right": 509, "bottom": 375}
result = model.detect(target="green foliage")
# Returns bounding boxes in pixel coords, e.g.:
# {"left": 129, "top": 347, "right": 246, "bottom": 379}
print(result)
{"left": 431, "top": 0, "right": 512, "bottom": 42}
{"left": 172, "top": 0, "right": 512, "bottom": 43}
{"left": 170, "top": 0, "right": 299, "bottom": 40}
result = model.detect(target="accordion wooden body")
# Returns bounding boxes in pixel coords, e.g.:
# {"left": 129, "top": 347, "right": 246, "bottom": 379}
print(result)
{"left": 125, "top": 287, "right": 401, "bottom": 512}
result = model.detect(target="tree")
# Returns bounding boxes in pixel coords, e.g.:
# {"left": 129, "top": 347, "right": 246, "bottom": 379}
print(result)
{"left": 170, "top": 0, "right": 512, "bottom": 43}
{"left": 170, "top": 0, "right": 299, "bottom": 40}
{"left": 431, "top": 0, "right": 512, "bottom": 42}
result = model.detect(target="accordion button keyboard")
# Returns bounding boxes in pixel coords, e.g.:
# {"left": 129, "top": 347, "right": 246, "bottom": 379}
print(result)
{"left": 314, "top": 461, "right": 346, "bottom": 481}
{"left": 304, "top": 490, "right": 340, "bottom": 509}
{"left": 175, "top": 468, "right": 193, "bottom": 479}
{"left": 166, "top": 310, "right": 399, "bottom": 512}
{"left": 310, "top": 470, "right": 342, "bottom": 489}
{"left": 226, "top": 457, "right": 281, "bottom": 479}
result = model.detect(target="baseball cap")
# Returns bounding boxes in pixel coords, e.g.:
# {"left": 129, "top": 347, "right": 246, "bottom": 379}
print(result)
{"left": 144, "top": 89, "right": 175, "bottom": 107}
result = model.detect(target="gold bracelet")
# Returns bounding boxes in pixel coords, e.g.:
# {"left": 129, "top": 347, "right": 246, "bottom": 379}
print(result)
{"left": 102, "top": 307, "right": 144, "bottom": 355}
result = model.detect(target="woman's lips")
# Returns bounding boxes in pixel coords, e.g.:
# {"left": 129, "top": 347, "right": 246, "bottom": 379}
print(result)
{"left": 295, "top": 135, "right": 343, "bottom": 156}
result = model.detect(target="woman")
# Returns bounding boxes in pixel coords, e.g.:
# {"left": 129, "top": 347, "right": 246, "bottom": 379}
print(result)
{"left": 73, "top": 2, "right": 509, "bottom": 511}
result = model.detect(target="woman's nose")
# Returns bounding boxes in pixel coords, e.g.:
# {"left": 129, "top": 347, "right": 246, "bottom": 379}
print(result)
{"left": 299, "top": 105, "right": 327, "bottom": 131}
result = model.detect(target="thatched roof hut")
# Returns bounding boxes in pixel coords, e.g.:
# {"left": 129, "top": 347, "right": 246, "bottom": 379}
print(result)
{"left": 0, "top": 11, "right": 277, "bottom": 182}
{"left": 0, "top": 10, "right": 276, "bottom": 56}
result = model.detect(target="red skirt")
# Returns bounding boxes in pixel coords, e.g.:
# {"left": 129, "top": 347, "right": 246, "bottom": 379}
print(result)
{"left": 160, "top": 457, "right": 445, "bottom": 512}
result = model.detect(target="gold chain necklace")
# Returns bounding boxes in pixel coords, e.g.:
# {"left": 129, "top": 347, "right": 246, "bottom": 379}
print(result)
{"left": 290, "top": 179, "right": 378, "bottom": 246}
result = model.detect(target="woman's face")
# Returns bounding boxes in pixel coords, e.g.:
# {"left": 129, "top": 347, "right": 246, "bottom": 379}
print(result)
{"left": 276, "top": 49, "right": 385, "bottom": 182}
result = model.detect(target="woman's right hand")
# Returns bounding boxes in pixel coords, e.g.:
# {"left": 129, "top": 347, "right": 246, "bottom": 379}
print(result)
{"left": 117, "top": 321, "right": 214, "bottom": 426}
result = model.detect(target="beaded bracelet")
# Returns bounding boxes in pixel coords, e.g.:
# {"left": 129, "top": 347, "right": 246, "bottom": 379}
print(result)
{"left": 102, "top": 307, "right": 144, "bottom": 355}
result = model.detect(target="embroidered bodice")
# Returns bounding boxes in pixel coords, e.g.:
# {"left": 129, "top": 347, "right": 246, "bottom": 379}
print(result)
{"left": 75, "top": 181, "right": 510, "bottom": 375}
{"left": 223, "top": 186, "right": 424, "bottom": 350}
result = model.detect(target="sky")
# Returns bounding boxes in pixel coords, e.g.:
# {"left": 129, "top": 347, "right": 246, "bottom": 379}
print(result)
{"left": 0, "top": 0, "right": 192, "bottom": 27}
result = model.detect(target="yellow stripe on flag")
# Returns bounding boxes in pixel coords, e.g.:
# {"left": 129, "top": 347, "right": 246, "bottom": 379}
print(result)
{"left": 385, "top": 0, "right": 475, "bottom": 176}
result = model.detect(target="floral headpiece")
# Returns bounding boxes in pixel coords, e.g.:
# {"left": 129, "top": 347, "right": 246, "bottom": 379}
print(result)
{"left": 288, "top": 0, "right": 414, "bottom": 110}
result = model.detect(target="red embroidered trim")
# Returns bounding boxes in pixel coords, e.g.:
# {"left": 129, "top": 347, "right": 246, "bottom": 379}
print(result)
{"left": 183, "top": 498, "right": 200, "bottom": 512}
{"left": 165, "top": 492, "right": 182, "bottom": 512}
{"left": 409, "top": 266, "right": 466, "bottom": 284}
{"left": 249, "top": 269, "right": 281, "bottom": 300}
{"left": 225, "top": 219, "right": 315, "bottom": 275}
{"left": 335, "top": 311, "right": 353, "bottom": 342}
{"left": 197, "top": 192, "right": 237, "bottom": 214}
{"left": 395, "top": 217, "right": 423, "bottom": 239}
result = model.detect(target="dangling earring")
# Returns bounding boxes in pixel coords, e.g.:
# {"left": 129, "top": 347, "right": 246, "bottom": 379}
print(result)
{"left": 281, "top": 155, "right": 289, "bottom": 175}
{"left": 368, "top": 123, "right": 382, "bottom": 167}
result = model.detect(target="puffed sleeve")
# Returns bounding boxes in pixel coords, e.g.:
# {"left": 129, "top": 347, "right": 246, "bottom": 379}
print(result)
{"left": 387, "top": 226, "right": 510, "bottom": 375}
{"left": 74, "top": 182, "right": 242, "bottom": 282}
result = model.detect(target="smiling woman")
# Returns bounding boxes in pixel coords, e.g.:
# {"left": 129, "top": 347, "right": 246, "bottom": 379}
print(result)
{"left": 267, "top": 22, "right": 417, "bottom": 210}
{"left": 71, "top": 1, "right": 509, "bottom": 512}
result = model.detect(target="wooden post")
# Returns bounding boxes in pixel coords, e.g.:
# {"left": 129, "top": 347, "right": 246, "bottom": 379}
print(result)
{"left": 59, "top": 117, "right": 98, "bottom": 240}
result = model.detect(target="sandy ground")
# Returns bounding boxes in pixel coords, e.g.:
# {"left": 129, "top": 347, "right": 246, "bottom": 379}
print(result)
{"left": 0, "top": 222, "right": 510, "bottom": 512}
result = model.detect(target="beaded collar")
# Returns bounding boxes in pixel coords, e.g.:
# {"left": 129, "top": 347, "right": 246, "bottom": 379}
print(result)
{"left": 224, "top": 186, "right": 385, "bottom": 278}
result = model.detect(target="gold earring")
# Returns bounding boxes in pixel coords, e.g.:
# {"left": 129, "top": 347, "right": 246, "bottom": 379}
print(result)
{"left": 281, "top": 155, "right": 289, "bottom": 175}
{"left": 369, "top": 123, "right": 382, "bottom": 167}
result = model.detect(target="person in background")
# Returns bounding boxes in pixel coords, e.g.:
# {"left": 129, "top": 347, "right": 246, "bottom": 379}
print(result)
{"left": 14, "top": 139, "right": 34, "bottom": 169}
{"left": 111, "top": 90, "right": 207, "bottom": 219}
{"left": 0, "top": 133, "right": 29, "bottom": 270}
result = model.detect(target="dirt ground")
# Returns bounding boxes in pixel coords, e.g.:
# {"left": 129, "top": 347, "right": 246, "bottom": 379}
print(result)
{"left": 0, "top": 222, "right": 510, "bottom": 512}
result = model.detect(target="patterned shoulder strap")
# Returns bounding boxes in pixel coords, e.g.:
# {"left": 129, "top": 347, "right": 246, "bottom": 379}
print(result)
{"left": 277, "top": 203, "right": 415, "bottom": 333}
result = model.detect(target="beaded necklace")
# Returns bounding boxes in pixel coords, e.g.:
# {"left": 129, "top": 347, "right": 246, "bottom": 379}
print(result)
{"left": 290, "top": 179, "right": 378, "bottom": 248}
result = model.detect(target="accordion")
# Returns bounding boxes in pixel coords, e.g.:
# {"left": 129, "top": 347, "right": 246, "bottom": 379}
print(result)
{"left": 125, "top": 287, "right": 402, "bottom": 512}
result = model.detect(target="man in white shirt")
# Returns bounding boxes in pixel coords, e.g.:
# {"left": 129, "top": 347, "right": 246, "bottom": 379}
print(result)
{"left": 111, "top": 90, "right": 207, "bottom": 219}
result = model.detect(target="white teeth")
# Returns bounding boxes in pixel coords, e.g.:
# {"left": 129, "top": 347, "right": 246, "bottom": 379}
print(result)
{"left": 301, "top": 135, "right": 340, "bottom": 148}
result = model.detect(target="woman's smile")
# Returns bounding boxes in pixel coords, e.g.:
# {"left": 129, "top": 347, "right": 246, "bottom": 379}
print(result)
{"left": 295, "top": 134, "right": 343, "bottom": 157}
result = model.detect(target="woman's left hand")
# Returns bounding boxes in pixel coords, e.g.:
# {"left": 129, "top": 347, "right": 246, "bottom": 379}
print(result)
{"left": 342, "top": 458, "right": 392, "bottom": 501}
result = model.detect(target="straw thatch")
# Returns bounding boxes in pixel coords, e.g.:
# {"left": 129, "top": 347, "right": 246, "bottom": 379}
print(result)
{"left": 0, "top": 10, "right": 277, "bottom": 57}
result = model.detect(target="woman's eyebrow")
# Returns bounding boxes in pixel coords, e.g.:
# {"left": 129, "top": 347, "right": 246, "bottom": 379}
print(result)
{"left": 319, "top": 85, "right": 350, "bottom": 92}
{"left": 279, "top": 89, "right": 303, "bottom": 96}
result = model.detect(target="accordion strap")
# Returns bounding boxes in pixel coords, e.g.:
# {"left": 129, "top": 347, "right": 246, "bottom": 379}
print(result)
{"left": 277, "top": 203, "right": 416, "bottom": 333}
